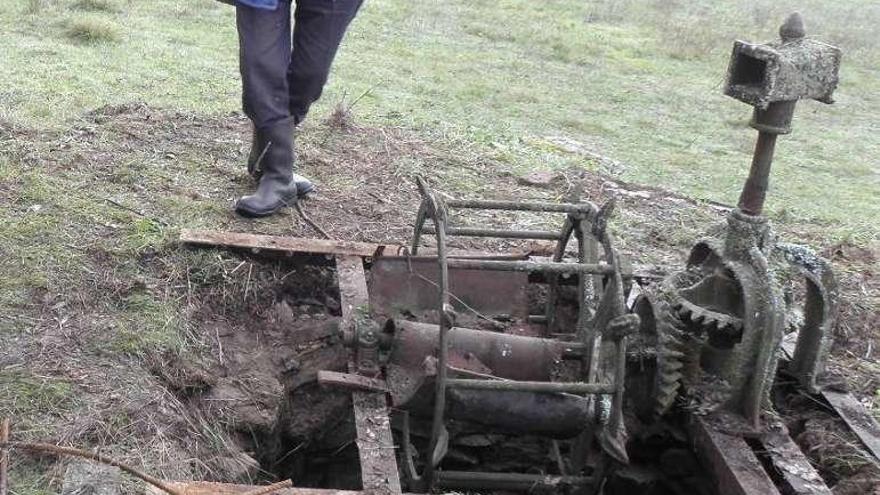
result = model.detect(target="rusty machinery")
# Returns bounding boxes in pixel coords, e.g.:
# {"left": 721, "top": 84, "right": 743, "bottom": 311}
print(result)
{"left": 337, "top": 13, "right": 850, "bottom": 495}
{"left": 633, "top": 12, "right": 842, "bottom": 427}
{"left": 177, "top": 12, "right": 874, "bottom": 495}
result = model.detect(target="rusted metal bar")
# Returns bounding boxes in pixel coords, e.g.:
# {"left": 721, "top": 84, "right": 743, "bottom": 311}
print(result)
{"left": 0, "top": 418, "right": 9, "bottom": 495}
{"left": 446, "top": 198, "right": 596, "bottom": 215}
{"left": 445, "top": 258, "right": 612, "bottom": 275}
{"left": 422, "top": 225, "right": 562, "bottom": 240}
{"left": 446, "top": 378, "right": 614, "bottom": 395}
{"left": 607, "top": 334, "right": 627, "bottom": 436}
{"left": 426, "top": 221, "right": 451, "bottom": 486}
{"left": 411, "top": 201, "right": 428, "bottom": 256}
{"left": 435, "top": 471, "right": 593, "bottom": 491}
{"left": 544, "top": 215, "right": 576, "bottom": 334}
{"left": 317, "top": 370, "right": 389, "bottom": 394}
{"left": 414, "top": 177, "right": 455, "bottom": 489}
{"left": 335, "top": 255, "right": 402, "bottom": 494}
{"left": 691, "top": 416, "right": 781, "bottom": 495}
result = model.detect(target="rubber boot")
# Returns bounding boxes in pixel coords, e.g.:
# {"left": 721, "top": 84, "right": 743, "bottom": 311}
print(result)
{"left": 235, "top": 119, "right": 298, "bottom": 217}
{"left": 248, "top": 126, "right": 316, "bottom": 196}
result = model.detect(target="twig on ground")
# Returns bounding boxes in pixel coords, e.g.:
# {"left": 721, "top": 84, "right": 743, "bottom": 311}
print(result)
{"left": 294, "top": 202, "right": 332, "bottom": 240}
{"left": 0, "top": 441, "right": 183, "bottom": 495}
{"left": 348, "top": 84, "right": 377, "bottom": 110}
{"left": 0, "top": 418, "right": 9, "bottom": 495}
{"left": 102, "top": 198, "right": 168, "bottom": 226}
{"left": 240, "top": 479, "right": 294, "bottom": 495}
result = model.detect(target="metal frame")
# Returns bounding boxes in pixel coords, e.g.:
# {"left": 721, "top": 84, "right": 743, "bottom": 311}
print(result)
{"left": 406, "top": 178, "right": 631, "bottom": 491}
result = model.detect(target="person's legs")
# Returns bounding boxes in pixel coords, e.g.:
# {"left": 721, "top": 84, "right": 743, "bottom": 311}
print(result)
{"left": 237, "top": 1, "right": 292, "bottom": 128}
{"left": 288, "top": 0, "right": 363, "bottom": 124}
{"left": 235, "top": 2, "right": 302, "bottom": 216}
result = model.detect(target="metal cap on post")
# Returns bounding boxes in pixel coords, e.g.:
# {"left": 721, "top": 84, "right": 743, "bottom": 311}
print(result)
{"left": 723, "top": 12, "right": 841, "bottom": 216}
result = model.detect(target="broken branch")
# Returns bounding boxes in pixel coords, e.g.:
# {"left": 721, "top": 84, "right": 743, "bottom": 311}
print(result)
{"left": 294, "top": 202, "right": 332, "bottom": 240}
{"left": 0, "top": 419, "right": 9, "bottom": 495}
{"left": 0, "top": 442, "right": 182, "bottom": 495}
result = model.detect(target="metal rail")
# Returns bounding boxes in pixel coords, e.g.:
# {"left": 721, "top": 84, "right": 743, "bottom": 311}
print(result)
{"left": 446, "top": 198, "right": 597, "bottom": 214}
{"left": 422, "top": 225, "right": 562, "bottom": 240}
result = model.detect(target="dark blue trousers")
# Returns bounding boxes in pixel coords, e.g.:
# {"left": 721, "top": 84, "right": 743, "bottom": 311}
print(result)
{"left": 236, "top": 0, "right": 363, "bottom": 129}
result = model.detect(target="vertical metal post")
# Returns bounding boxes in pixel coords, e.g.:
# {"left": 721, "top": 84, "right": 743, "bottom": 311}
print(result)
{"left": 411, "top": 202, "right": 428, "bottom": 255}
{"left": 578, "top": 219, "right": 600, "bottom": 382}
{"left": 416, "top": 178, "right": 453, "bottom": 489}
{"left": 737, "top": 132, "right": 777, "bottom": 216}
{"left": 545, "top": 215, "right": 575, "bottom": 335}
{"left": 737, "top": 100, "right": 796, "bottom": 216}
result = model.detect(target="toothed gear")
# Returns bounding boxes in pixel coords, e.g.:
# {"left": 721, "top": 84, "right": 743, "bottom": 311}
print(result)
{"left": 673, "top": 296, "right": 743, "bottom": 337}
{"left": 652, "top": 306, "right": 687, "bottom": 416}
{"left": 632, "top": 294, "right": 688, "bottom": 418}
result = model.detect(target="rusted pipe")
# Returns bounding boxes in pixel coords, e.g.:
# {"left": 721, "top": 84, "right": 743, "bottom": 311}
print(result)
{"left": 446, "top": 258, "right": 612, "bottom": 275}
{"left": 387, "top": 320, "right": 583, "bottom": 382}
{"left": 446, "top": 378, "right": 614, "bottom": 395}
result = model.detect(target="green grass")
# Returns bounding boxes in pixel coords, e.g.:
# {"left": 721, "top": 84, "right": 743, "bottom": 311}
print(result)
{"left": 0, "top": 0, "right": 877, "bottom": 240}
{"left": 0, "top": 370, "right": 75, "bottom": 420}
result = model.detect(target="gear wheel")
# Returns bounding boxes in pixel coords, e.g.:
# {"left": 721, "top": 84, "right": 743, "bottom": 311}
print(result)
{"left": 631, "top": 294, "right": 688, "bottom": 418}
{"left": 652, "top": 306, "right": 687, "bottom": 416}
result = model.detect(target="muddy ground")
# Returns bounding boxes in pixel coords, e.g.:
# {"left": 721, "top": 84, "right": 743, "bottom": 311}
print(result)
{"left": 0, "top": 104, "right": 878, "bottom": 493}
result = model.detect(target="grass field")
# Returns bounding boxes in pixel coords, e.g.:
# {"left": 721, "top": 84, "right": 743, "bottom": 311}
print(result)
{"left": 1, "top": 0, "right": 878, "bottom": 239}
{"left": 1, "top": 0, "right": 878, "bottom": 493}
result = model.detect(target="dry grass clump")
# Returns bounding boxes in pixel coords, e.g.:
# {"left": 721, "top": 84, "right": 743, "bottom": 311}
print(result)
{"left": 65, "top": 16, "right": 120, "bottom": 44}
{"left": 73, "top": 0, "right": 119, "bottom": 12}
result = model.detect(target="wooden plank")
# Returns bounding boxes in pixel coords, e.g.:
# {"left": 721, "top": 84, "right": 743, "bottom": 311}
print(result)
{"left": 181, "top": 229, "right": 398, "bottom": 258}
{"left": 147, "top": 481, "right": 408, "bottom": 495}
{"left": 335, "top": 255, "right": 402, "bottom": 494}
{"left": 822, "top": 389, "right": 880, "bottom": 461}
{"left": 761, "top": 430, "right": 831, "bottom": 495}
{"left": 318, "top": 370, "right": 390, "bottom": 394}
{"left": 180, "top": 230, "right": 536, "bottom": 260}
{"left": 781, "top": 332, "right": 880, "bottom": 462}
{"left": 691, "top": 416, "right": 781, "bottom": 495}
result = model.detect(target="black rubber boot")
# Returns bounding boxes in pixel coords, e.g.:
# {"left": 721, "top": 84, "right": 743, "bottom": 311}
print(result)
{"left": 235, "top": 119, "right": 298, "bottom": 217}
{"left": 248, "top": 125, "right": 316, "bottom": 197}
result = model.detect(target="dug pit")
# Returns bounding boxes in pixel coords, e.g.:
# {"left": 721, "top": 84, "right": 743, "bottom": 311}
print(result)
{"left": 150, "top": 250, "right": 721, "bottom": 494}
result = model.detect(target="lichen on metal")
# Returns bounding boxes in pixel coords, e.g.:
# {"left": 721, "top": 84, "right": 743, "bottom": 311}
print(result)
{"left": 724, "top": 12, "right": 842, "bottom": 109}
